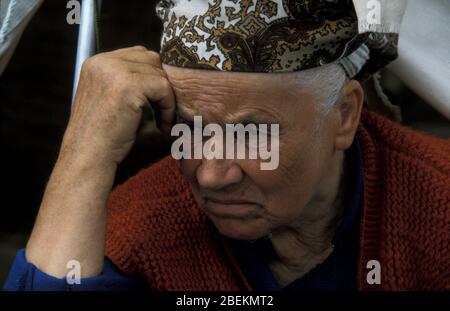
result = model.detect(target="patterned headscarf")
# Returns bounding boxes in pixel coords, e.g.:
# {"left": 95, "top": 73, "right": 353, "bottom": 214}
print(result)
{"left": 156, "top": 0, "right": 405, "bottom": 80}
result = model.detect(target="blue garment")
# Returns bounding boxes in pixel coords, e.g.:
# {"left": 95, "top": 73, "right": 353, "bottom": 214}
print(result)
{"left": 228, "top": 138, "right": 363, "bottom": 291}
{"left": 3, "top": 139, "right": 363, "bottom": 291}
{"left": 3, "top": 250, "right": 144, "bottom": 291}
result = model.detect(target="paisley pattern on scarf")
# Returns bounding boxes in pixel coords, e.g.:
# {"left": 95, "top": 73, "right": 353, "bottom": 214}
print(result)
{"left": 156, "top": 0, "right": 398, "bottom": 76}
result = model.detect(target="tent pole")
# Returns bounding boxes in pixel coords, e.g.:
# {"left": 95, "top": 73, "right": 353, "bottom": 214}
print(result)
{"left": 72, "top": 0, "right": 101, "bottom": 106}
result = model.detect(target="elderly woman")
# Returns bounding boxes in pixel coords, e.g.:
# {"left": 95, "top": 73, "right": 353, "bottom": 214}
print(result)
{"left": 4, "top": 0, "right": 449, "bottom": 291}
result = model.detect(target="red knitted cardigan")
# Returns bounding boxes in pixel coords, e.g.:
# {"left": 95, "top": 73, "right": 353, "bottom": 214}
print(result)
{"left": 105, "top": 110, "right": 450, "bottom": 291}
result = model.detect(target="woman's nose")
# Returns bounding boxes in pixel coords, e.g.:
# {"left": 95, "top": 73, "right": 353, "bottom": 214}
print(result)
{"left": 195, "top": 158, "right": 243, "bottom": 191}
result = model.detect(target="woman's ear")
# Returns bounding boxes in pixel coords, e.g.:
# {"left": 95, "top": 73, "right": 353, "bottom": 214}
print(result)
{"left": 334, "top": 80, "right": 364, "bottom": 151}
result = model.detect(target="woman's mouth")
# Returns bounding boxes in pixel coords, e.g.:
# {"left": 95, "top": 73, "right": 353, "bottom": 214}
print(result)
{"left": 203, "top": 197, "right": 261, "bottom": 218}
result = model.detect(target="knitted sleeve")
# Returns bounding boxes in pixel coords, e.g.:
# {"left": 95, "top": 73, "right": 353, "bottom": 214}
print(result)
{"left": 359, "top": 110, "right": 450, "bottom": 291}
{"left": 104, "top": 156, "right": 192, "bottom": 287}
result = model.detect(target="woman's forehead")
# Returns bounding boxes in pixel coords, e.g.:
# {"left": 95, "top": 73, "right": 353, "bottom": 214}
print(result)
{"left": 163, "top": 66, "right": 317, "bottom": 127}
{"left": 163, "top": 64, "right": 311, "bottom": 99}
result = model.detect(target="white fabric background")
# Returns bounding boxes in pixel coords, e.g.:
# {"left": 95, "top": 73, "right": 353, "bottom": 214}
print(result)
{"left": 0, "top": 0, "right": 43, "bottom": 75}
{"left": 352, "top": 0, "right": 407, "bottom": 33}
{"left": 388, "top": 0, "right": 450, "bottom": 119}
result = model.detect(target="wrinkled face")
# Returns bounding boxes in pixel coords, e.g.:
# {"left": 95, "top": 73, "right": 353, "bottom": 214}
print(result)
{"left": 164, "top": 64, "right": 342, "bottom": 240}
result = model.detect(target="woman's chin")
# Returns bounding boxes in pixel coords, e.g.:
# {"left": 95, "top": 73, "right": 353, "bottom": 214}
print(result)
{"left": 211, "top": 217, "right": 270, "bottom": 241}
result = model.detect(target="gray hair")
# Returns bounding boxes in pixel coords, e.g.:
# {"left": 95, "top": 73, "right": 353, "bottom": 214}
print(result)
{"left": 294, "top": 44, "right": 370, "bottom": 113}
{"left": 295, "top": 63, "right": 348, "bottom": 113}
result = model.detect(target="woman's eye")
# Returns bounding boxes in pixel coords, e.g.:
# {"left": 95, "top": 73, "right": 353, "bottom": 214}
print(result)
{"left": 232, "top": 127, "right": 267, "bottom": 148}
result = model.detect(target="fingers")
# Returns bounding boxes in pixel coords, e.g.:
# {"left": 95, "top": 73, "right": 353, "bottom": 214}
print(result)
{"left": 131, "top": 72, "right": 176, "bottom": 134}
{"left": 90, "top": 46, "right": 176, "bottom": 135}
{"left": 126, "top": 62, "right": 165, "bottom": 76}
{"left": 113, "top": 45, "right": 148, "bottom": 53}
{"left": 110, "top": 46, "right": 164, "bottom": 69}
{"left": 116, "top": 47, "right": 176, "bottom": 135}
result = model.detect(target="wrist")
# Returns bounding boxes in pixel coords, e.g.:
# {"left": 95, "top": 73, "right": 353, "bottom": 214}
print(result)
{"left": 57, "top": 143, "right": 119, "bottom": 175}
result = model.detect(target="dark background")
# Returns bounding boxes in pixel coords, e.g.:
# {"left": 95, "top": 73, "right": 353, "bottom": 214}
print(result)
{"left": 0, "top": 0, "right": 449, "bottom": 284}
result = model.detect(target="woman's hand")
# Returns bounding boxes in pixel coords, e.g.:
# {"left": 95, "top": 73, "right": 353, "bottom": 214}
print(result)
{"left": 63, "top": 45, "right": 175, "bottom": 166}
